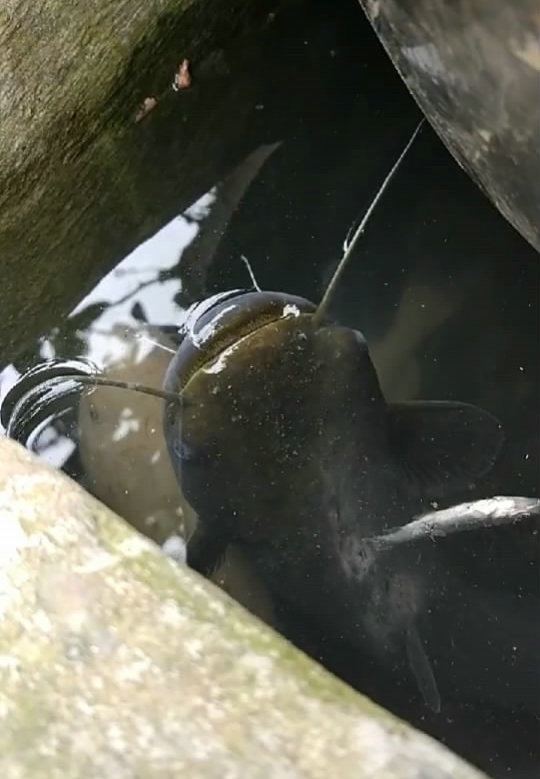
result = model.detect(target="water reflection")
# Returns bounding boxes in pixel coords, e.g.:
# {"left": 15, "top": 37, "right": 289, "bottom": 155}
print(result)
{"left": 0, "top": 194, "right": 204, "bottom": 466}
{"left": 0, "top": 150, "right": 281, "bottom": 625}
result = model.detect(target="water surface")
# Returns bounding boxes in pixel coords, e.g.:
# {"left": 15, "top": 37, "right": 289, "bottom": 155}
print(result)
{"left": 1, "top": 1, "right": 538, "bottom": 776}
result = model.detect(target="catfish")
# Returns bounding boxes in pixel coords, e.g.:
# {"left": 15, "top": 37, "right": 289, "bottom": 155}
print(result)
{"left": 3, "top": 121, "right": 539, "bottom": 713}
{"left": 160, "top": 124, "right": 537, "bottom": 711}
{"left": 160, "top": 293, "right": 507, "bottom": 713}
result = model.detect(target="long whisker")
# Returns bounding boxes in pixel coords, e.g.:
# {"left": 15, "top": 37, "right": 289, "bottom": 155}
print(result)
{"left": 69, "top": 375, "right": 184, "bottom": 404}
{"left": 313, "top": 118, "right": 425, "bottom": 326}
{"left": 241, "top": 254, "right": 262, "bottom": 292}
{"left": 136, "top": 334, "right": 177, "bottom": 355}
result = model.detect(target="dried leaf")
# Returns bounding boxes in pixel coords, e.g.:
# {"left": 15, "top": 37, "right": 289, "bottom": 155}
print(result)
{"left": 173, "top": 59, "right": 191, "bottom": 91}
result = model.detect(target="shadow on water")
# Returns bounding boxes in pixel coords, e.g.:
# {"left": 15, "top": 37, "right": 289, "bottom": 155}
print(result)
{"left": 1, "top": 0, "right": 538, "bottom": 776}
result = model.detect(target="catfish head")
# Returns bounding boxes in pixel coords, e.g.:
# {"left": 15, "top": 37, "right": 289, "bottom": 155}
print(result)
{"left": 162, "top": 286, "right": 504, "bottom": 681}
{"left": 163, "top": 287, "right": 504, "bottom": 576}
{"left": 164, "top": 288, "right": 395, "bottom": 569}
{"left": 160, "top": 278, "right": 510, "bottom": 716}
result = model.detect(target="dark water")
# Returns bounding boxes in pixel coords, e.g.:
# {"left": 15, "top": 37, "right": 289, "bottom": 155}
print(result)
{"left": 1, "top": 0, "right": 538, "bottom": 776}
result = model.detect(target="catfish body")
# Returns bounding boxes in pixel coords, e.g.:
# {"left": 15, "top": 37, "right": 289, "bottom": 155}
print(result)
{"left": 163, "top": 289, "right": 504, "bottom": 698}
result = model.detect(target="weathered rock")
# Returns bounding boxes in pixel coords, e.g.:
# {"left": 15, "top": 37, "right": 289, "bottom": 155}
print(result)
{"left": 0, "top": 0, "right": 279, "bottom": 358}
{"left": 0, "top": 435, "right": 488, "bottom": 778}
{"left": 358, "top": 0, "right": 540, "bottom": 252}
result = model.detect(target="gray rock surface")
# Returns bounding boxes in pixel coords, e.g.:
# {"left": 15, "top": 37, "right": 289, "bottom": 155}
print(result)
{"left": 358, "top": 0, "right": 540, "bottom": 252}
{"left": 0, "top": 435, "right": 488, "bottom": 778}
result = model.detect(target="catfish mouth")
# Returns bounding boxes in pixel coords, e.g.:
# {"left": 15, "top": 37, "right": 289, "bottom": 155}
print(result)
{"left": 164, "top": 290, "right": 316, "bottom": 394}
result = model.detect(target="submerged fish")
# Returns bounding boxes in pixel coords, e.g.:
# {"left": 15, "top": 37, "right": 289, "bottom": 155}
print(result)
{"left": 157, "top": 124, "right": 532, "bottom": 710}
{"left": 161, "top": 288, "right": 508, "bottom": 711}
{"left": 3, "top": 121, "right": 539, "bottom": 712}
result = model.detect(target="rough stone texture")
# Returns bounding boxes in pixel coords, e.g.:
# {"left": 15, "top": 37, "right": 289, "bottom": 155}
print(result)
{"left": 358, "top": 0, "right": 540, "bottom": 252}
{"left": 0, "top": 0, "right": 276, "bottom": 358}
{"left": 0, "top": 435, "right": 488, "bottom": 778}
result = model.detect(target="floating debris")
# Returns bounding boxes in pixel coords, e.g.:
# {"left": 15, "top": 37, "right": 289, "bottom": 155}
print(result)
{"left": 134, "top": 96, "right": 158, "bottom": 123}
{"left": 173, "top": 59, "right": 192, "bottom": 91}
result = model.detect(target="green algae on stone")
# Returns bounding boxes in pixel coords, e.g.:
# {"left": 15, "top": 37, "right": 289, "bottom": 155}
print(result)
{"left": 0, "top": 436, "right": 489, "bottom": 778}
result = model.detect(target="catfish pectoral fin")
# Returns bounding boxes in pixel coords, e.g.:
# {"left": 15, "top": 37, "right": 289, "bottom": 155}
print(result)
{"left": 187, "top": 524, "right": 229, "bottom": 577}
{"left": 406, "top": 623, "right": 441, "bottom": 714}
{"left": 387, "top": 400, "right": 504, "bottom": 499}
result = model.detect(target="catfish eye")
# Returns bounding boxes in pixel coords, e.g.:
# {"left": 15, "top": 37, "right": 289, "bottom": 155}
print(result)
{"left": 172, "top": 437, "right": 196, "bottom": 462}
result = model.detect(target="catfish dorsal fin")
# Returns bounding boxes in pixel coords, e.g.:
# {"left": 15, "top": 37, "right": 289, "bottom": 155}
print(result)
{"left": 387, "top": 400, "right": 504, "bottom": 500}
